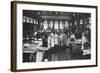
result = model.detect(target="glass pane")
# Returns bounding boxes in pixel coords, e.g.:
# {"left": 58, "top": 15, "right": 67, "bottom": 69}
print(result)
{"left": 80, "top": 20, "right": 83, "bottom": 24}
{"left": 60, "top": 21, "right": 63, "bottom": 29}
{"left": 43, "top": 20, "right": 48, "bottom": 30}
{"left": 50, "top": 21, "right": 53, "bottom": 29}
{"left": 54, "top": 21, "right": 58, "bottom": 29}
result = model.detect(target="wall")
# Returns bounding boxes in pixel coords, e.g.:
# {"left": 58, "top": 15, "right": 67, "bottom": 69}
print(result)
{"left": 0, "top": 0, "right": 99, "bottom": 73}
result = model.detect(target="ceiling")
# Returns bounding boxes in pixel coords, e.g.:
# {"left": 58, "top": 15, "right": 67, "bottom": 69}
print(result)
{"left": 23, "top": 10, "right": 91, "bottom": 20}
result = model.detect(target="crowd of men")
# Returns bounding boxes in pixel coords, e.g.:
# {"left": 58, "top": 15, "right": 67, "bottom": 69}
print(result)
{"left": 23, "top": 25, "right": 91, "bottom": 62}
{"left": 37, "top": 28, "right": 90, "bottom": 61}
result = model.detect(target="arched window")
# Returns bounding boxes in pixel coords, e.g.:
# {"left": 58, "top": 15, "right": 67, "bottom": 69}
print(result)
{"left": 60, "top": 21, "right": 64, "bottom": 29}
{"left": 80, "top": 20, "right": 83, "bottom": 24}
{"left": 49, "top": 21, "right": 53, "bottom": 29}
{"left": 43, "top": 20, "right": 48, "bottom": 30}
{"left": 54, "top": 21, "right": 58, "bottom": 29}
{"left": 65, "top": 21, "right": 68, "bottom": 29}
{"left": 26, "top": 17, "right": 30, "bottom": 23}
{"left": 30, "top": 18, "right": 33, "bottom": 23}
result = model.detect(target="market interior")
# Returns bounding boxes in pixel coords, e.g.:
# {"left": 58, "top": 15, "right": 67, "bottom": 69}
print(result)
{"left": 23, "top": 10, "right": 91, "bottom": 62}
